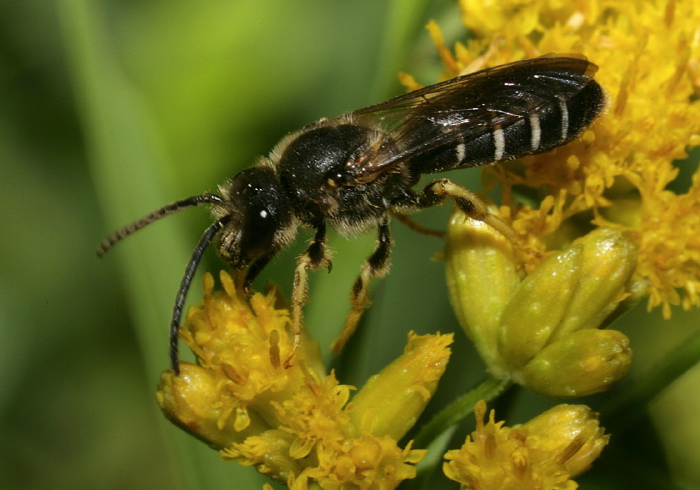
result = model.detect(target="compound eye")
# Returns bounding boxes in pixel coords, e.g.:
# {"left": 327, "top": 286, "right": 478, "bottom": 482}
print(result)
{"left": 226, "top": 167, "right": 291, "bottom": 264}
{"left": 240, "top": 204, "right": 279, "bottom": 259}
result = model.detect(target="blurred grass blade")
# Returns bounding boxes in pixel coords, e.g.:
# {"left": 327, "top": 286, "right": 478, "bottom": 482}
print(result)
{"left": 57, "top": 0, "right": 265, "bottom": 488}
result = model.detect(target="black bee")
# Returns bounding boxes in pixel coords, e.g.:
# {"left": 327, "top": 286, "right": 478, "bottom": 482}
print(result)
{"left": 98, "top": 55, "right": 605, "bottom": 374}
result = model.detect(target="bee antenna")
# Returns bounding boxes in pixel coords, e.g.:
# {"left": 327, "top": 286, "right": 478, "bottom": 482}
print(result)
{"left": 96, "top": 193, "right": 224, "bottom": 257}
{"left": 169, "top": 215, "right": 231, "bottom": 375}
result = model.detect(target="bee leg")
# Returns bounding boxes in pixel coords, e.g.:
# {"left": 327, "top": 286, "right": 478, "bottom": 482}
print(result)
{"left": 286, "top": 224, "right": 331, "bottom": 368}
{"left": 331, "top": 220, "right": 392, "bottom": 354}
{"left": 418, "top": 178, "right": 518, "bottom": 244}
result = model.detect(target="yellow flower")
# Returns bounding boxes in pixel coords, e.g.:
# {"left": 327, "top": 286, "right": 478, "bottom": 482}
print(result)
{"left": 157, "top": 271, "right": 450, "bottom": 488}
{"left": 419, "top": 0, "right": 700, "bottom": 318}
{"left": 444, "top": 400, "right": 609, "bottom": 489}
{"left": 157, "top": 270, "right": 324, "bottom": 447}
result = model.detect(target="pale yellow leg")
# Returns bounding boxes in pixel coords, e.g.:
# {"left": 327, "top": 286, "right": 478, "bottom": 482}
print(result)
{"left": 330, "top": 264, "right": 374, "bottom": 354}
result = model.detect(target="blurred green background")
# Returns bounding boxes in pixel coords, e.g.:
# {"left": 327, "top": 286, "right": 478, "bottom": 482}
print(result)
{"left": 1, "top": 0, "right": 699, "bottom": 488}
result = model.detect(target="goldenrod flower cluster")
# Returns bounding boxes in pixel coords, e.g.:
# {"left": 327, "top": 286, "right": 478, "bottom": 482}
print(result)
{"left": 158, "top": 273, "right": 610, "bottom": 488}
{"left": 157, "top": 271, "right": 448, "bottom": 489}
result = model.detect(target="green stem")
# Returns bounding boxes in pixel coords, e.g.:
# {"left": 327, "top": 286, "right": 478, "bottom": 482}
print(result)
{"left": 370, "top": 0, "right": 432, "bottom": 101}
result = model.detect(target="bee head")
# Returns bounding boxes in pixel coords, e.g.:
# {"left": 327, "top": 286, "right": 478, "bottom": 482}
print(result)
{"left": 214, "top": 166, "right": 294, "bottom": 268}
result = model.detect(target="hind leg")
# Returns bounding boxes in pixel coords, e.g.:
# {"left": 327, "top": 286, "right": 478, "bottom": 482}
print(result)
{"left": 411, "top": 178, "right": 517, "bottom": 244}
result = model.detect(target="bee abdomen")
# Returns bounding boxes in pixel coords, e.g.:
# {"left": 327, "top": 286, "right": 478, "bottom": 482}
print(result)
{"left": 413, "top": 80, "right": 604, "bottom": 174}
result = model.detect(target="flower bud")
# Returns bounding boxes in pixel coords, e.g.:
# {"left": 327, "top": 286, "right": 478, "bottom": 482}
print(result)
{"left": 156, "top": 363, "right": 271, "bottom": 449}
{"left": 497, "top": 228, "right": 637, "bottom": 397}
{"left": 522, "top": 329, "right": 632, "bottom": 398}
{"left": 445, "top": 206, "right": 519, "bottom": 376}
{"left": 550, "top": 228, "right": 638, "bottom": 339}
{"left": 498, "top": 245, "right": 584, "bottom": 370}
{"left": 520, "top": 404, "right": 609, "bottom": 477}
{"left": 348, "top": 332, "right": 453, "bottom": 440}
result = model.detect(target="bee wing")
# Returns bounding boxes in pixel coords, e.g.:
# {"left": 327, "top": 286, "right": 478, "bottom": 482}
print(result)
{"left": 345, "top": 56, "right": 602, "bottom": 183}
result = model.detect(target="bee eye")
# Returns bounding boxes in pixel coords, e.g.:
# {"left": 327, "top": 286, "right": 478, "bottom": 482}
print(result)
{"left": 226, "top": 167, "right": 292, "bottom": 264}
{"left": 240, "top": 204, "right": 278, "bottom": 259}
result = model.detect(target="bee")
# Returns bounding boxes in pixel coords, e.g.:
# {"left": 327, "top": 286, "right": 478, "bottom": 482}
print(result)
{"left": 98, "top": 55, "right": 605, "bottom": 374}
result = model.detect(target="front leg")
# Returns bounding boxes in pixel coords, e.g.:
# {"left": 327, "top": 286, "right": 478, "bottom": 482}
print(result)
{"left": 331, "top": 219, "right": 392, "bottom": 354}
{"left": 287, "top": 223, "right": 332, "bottom": 367}
{"left": 414, "top": 178, "right": 518, "bottom": 245}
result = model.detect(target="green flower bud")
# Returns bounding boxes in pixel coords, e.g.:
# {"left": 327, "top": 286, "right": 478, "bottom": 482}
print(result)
{"left": 498, "top": 228, "right": 636, "bottom": 371}
{"left": 445, "top": 206, "right": 519, "bottom": 376}
{"left": 522, "top": 329, "right": 632, "bottom": 397}
{"left": 498, "top": 245, "right": 584, "bottom": 370}
{"left": 348, "top": 332, "right": 453, "bottom": 440}
{"left": 550, "top": 228, "right": 638, "bottom": 340}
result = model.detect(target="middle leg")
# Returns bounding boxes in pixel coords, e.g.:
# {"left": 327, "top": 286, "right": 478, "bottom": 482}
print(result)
{"left": 331, "top": 220, "right": 392, "bottom": 354}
